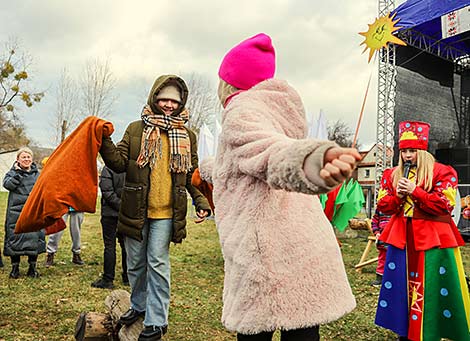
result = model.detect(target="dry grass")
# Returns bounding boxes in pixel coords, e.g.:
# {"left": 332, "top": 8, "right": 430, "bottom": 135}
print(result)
{"left": 0, "top": 191, "right": 468, "bottom": 340}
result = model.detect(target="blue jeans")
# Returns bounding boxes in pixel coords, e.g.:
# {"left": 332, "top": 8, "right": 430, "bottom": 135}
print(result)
{"left": 124, "top": 219, "right": 172, "bottom": 327}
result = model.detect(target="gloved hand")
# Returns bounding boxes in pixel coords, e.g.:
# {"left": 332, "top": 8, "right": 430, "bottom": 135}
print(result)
{"left": 9, "top": 175, "right": 21, "bottom": 186}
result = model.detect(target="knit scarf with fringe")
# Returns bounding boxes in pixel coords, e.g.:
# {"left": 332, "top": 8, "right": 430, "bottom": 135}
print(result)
{"left": 136, "top": 105, "right": 191, "bottom": 173}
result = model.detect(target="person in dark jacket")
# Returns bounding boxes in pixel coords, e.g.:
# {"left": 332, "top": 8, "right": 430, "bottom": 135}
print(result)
{"left": 91, "top": 165, "right": 128, "bottom": 289}
{"left": 3, "top": 147, "right": 45, "bottom": 278}
{"left": 99, "top": 74, "right": 211, "bottom": 341}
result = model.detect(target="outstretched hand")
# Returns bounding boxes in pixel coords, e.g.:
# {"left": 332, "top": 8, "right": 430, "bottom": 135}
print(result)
{"left": 320, "top": 147, "right": 362, "bottom": 187}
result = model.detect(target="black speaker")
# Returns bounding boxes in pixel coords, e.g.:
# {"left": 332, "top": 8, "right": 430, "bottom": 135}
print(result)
{"left": 436, "top": 147, "right": 470, "bottom": 183}
{"left": 454, "top": 165, "right": 470, "bottom": 184}
{"left": 435, "top": 148, "right": 450, "bottom": 164}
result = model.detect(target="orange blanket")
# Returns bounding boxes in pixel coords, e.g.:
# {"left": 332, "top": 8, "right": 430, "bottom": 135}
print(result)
{"left": 15, "top": 116, "right": 114, "bottom": 234}
{"left": 191, "top": 168, "right": 215, "bottom": 212}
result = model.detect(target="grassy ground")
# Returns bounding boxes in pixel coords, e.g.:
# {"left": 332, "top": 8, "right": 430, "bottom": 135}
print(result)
{"left": 0, "top": 191, "right": 468, "bottom": 340}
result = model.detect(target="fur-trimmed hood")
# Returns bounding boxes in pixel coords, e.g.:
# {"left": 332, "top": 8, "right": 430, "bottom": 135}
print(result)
{"left": 147, "top": 74, "right": 188, "bottom": 116}
{"left": 213, "top": 79, "right": 356, "bottom": 334}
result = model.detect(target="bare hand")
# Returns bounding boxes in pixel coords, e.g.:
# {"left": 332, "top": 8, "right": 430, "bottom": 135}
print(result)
{"left": 320, "top": 147, "right": 362, "bottom": 187}
{"left": 323, "top": 147, "right": 362, "bottom": 164}
{"left": 397, "top": 178, "right": 416, "bottom": 196}
{"left": 194, "top": 210, "right": 208, "bottom": 224}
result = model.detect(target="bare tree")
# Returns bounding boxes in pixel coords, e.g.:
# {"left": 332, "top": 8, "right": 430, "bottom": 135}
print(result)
{"left": 51, "top": 68, "right": 79, "bottom": 144}
{"left": 328, "top": 119, "right": 360, "bottom": 148}
{"left": 79, "top": 58, "right": 116, "bottom": 118}
{"left": 183, "top": 73, "right": 221, "bottom": 132}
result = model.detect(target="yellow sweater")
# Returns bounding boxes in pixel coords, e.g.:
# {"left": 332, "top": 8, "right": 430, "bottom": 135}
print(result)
{"left": 147, "top": 131, "right": 173, "bottom": 218}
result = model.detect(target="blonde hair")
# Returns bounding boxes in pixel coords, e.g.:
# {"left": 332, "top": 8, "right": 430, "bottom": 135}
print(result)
{"left": 16, "top": 147, "right": 33, "bottom": 159}
{"left": 392, "top": 149, "right": 434, "bottom": 192}
{"left": 217, "top": 79, "right": 239, "bottom": 106}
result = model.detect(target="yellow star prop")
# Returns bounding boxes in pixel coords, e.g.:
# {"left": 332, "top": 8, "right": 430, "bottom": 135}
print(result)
{"left": 359, "top": 12, "right": 407, "bottom": 63}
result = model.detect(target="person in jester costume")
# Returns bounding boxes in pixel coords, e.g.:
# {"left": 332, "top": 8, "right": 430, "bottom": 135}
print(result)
{"left": 374, "top": 120, "right": 470, "bottom": 341}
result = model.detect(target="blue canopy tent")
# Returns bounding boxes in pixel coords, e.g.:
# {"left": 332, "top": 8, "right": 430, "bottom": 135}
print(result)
{"left": 392, "top": 0, "right": 470, "bottom": 61}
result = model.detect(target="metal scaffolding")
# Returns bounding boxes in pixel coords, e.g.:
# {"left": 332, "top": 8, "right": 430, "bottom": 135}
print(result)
{"left": 396, "top": 29, "right": 469, "bottom": 63}
{"left": 375, "top": 0, "right": 397, "bottom": 203}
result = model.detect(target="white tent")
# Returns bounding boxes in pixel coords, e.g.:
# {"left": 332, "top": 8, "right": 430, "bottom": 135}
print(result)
{"left": 213, "top": 120, "right": 222, "bottom": 156}
{"left": 197, "top": 123, "right": 215, "bottom": 162}
{"left": 309, "top": 109, "right": 329, "bottom": 140}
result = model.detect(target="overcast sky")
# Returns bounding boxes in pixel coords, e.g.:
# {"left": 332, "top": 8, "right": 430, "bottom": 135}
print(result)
{"left": 0, "top": 0, "right": 406, "bottom": 150}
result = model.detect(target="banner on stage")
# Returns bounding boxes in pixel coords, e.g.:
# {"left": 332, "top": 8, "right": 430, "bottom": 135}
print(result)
{"left": 442, "top": 6, "right": 470, "bottom": 39}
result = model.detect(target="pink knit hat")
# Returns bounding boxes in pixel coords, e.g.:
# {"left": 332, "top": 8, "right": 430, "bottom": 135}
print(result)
{"left": 218, "top": 33, "right": 276, "bottom": 90}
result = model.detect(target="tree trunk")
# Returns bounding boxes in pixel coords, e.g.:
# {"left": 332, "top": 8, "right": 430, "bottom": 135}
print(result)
{"left": 74, "top": 312, "right": 112, "bottom": 341}
{"left": 348, "top": 218, "right": 372, "bottom": 232}
{"left": 75, "top": 290, "right": 143, "bottom": 341}
{"left": 104, "top": 289, "right": 144, "bottom": 341}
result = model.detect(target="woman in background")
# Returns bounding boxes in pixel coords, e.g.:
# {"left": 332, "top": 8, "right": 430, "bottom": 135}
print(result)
{"left": 3, "top": 147, "right": 45, "bottom": 278}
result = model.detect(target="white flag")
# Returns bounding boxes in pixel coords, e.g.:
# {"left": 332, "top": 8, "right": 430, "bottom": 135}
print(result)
{"left": 197, "top": 123, "right": 215, "bottom": 162}
{"left": 310, "top": 109, "right": 329, "bottom": 140}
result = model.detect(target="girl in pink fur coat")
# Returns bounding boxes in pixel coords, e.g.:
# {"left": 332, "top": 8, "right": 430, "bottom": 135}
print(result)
{"left": 211, "top": 33, "right": 360, "bottom": 340}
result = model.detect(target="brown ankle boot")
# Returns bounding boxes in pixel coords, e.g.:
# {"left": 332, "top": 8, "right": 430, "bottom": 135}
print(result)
{"left": 72, "top": 252, "right": 84, "bottom": 265}
{"left": 45, "top": 253, "right": 54, "bottom": 267}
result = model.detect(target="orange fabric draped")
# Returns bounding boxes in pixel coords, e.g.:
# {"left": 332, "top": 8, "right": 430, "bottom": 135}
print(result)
{"left": 15, "top": 116, "right": 114, "bottom": 235}
{"left": 191, "top": 168, "right": 215, "bottom": 212}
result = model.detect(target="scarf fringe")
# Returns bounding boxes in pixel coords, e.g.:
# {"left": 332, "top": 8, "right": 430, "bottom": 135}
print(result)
{"left": 169, "top": 153, "right": 192, "bottom": 173}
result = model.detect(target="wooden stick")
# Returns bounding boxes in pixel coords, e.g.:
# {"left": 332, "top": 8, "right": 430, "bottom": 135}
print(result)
{"left": 355, "top": 257, "right": 379, "bottom": 269}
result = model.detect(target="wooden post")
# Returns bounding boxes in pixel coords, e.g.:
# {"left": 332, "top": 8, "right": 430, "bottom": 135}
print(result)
{"left": 74, "top": 290, "right": 144, "bottom": 341}
{"left": 354, "top": 235, "right": 378, "bottom": 272}
{"left": 74, "top": 312, "right": 112, "bottom": 341}
{"left": 355, "top": 256, "right": 379, "bottom": 269}
{"left": 104, "top": 289, "right": 144, "bottom": 341}
{"left": 349, "top": 218, "right": 372, "bottom": 231}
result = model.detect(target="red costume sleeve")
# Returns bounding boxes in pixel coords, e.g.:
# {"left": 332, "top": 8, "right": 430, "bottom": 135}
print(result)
{"left": 410, "top": 163, "right": 457, "bottom": 216}
{"left": 376, "top": 168, "right": 403, "bottom": 215}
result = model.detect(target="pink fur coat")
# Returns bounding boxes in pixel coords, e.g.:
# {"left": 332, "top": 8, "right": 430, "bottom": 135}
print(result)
{"left": 211, "top": 79, "right": 356, "bottom": 334}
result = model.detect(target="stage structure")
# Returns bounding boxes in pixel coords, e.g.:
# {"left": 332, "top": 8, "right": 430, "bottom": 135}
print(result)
{"left": 375, "top": 0, "right": 397, "bottom": 204}
{"left": 375, "top": 0, "right": 470, "bottom": 201}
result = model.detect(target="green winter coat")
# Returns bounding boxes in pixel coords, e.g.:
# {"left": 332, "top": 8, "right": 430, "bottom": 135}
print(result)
{"left": 99, "top": 75, "right": 210, "bottom": 242}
